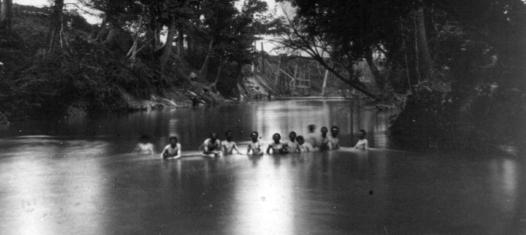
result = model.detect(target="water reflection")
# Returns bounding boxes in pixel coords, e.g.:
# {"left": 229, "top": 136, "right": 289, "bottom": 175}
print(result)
{"left": 0, "top": 100, "right": 523, "bottom": 234}
{"left": 255, "top": 101, "right": 332, "bottom": 143}
{"left": 489, "top": 158, "right": 519, "bottom": 210}
{"left": 0, "top": 139, "right": 110, "bottom": 235}
{"left": 1, "top": 99, "right": 393, "bottom": 152}
{"left": 231, "top": 156, "right": 295, "bottom": 235}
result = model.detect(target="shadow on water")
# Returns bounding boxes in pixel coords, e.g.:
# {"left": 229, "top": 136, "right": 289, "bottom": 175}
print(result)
{"left": 1, "top": 99, "right": 394, "bottom": 153}
{"left": 0, "top": 99, "right": 524, "bottom": 234}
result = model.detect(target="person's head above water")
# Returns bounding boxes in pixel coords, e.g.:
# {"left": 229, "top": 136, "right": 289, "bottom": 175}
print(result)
{"left": 250, "top": 131, "right": 259, "bottom": 142}
{"left": 289, "top": 131, "right": 297, "bottom": 141}
{"left": 297, "top": 135, "right": 305, "bottom": 145}
{"left": 210, "top": 132, "right": 218, "bottom": 141}
{"left": 358, "top": 130, "right": 367, "bottom": 139}
{"left": 139, "top": 134, "right": 150, "bottom": 143}
{"left": 225, "top": 130, "right": 233, "bottom": 141}
{"left": 331, "top": 126, "right": 340, "bottom": 137}
{"left": 169, "top": 136, "right": 178, "bottom": 145}
{"left": 308, "top": 124, "right": 316, "bottom": 133}
{"left": 321, "top": 126, "right": 328, "bottom": 137}
{"left": 272, "top": 133, "right": 281, "bottom": 143}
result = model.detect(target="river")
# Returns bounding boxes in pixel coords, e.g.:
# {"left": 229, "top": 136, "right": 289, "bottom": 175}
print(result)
{"left": 0, "top": 99, "right": 524, "bottom": 234}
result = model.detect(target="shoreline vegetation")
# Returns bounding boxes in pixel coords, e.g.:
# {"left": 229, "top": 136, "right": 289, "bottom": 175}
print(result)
{"left": 0, "top": 4, "right": 351, "bottom": 121}
{"left": 1, "top": 1, "right": 525, "bottom": 154}
{"left": 0, "top": 3, "right": 271, "bottom": 120}
{"left": 0, "top": 4, "right": 355, "bottom": 122}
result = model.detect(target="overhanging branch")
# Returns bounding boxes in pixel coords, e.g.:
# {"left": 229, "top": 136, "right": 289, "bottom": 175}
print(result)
{"left": 279, "top": 7, "right": 377, "bottom": 99}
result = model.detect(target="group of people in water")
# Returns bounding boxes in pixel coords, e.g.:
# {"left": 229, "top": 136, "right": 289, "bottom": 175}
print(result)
{"left": 135, "top": 124, "right": 369, "bottom": 160}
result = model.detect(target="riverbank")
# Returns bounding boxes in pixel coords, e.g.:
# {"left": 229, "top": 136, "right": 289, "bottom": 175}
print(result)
{"left": 0, "top": 4, "right": 253, "bottom": 125}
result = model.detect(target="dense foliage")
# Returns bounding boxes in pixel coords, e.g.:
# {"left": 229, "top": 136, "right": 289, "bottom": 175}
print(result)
{"left": 1, "top": 0, "right": 525, "bottom": 152}
{"left": 0, "top": 0, "right": 275, "bottom": 118}
{"left": 281, "top": 0, "right": 526, "bottom": 152}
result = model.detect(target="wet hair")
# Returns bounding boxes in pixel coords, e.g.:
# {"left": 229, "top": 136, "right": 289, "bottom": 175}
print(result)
{"left": 225, "top": 130, "right": 233, "bottom": 141}
{"left": 296, "top": 135, "right": 305, "bottom": 144}
{"left": 289, "top": 131, "right": 297, "bottom": 139}
{"left": 140, "top": 134, "right": 150, "bottom": 141}
{"left": 308, "top": 124, "right": 316, "bottom": 132}
{"left": 359, "top": 130, "right": 367, "bottom": 139}
{"left": 210, "top": 132, "right": 218, "bottom": 139}
{"left": 250, "top": 131, "right": 259, "bottom": 138}
{"left": 331, "top": 126, "right": 340, "bottom": 137}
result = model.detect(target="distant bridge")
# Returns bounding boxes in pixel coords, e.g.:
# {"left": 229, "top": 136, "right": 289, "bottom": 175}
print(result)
{"left": 253, "top": 54, "right": 334, "bottom": 96}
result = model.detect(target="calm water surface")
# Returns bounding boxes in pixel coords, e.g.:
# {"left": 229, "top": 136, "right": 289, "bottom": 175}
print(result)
{"left": 0, "top": 99, "right": 524, "bottom": 235}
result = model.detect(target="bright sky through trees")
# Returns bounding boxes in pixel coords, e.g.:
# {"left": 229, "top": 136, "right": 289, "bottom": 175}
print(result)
{"left": 12, "top": 0, "right": 289, "bottom": 53}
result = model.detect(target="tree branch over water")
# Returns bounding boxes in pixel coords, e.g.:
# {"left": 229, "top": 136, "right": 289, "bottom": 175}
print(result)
{"left": 277, "top": 5, "right": 377, "bottom": 99}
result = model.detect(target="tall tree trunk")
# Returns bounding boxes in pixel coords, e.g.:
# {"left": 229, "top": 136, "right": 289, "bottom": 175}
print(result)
{"left": 274, "top": 55, "right": 281, "bottom": 85}
{"left": 47, "top": 0, "right": 64, "bottom": 53}
{"left": 160, "top": 15, "right": 176, "bottom": 75}
{"left": 199, "top": 38, "right": 214, "bottom": 80}
{"left": 260, "top": 42, "right": 265, "bottom": 72}
{"left": 400, "top": 18, "right": 414, "bottom": 92}
{"left": 147, "top": 16, "right": 161, "bottom": 52}
{"left": 213, "top": 62, "right": 223, "bottom": 85}
{"left": 236, "top": 63, "right": 247, "bottom": 99}
{"left": 177, "top": 26, "right": 184, "bottom": 56}
{"left": 412, "top": 13, "right": 422, "bottom": 83}
{"left": 404, "top": 49, "right": 413, "bottom": 92}
{"left": 321, "top": 69, "right": 329, "bottom": 96}
{"left": 0, "top": 0, "right": 13, "bottom": 31}
{"left": 365, "top": 49, "right": 385, "bottom": 92}
{"left": 415, "top": 1, "right": 433, "bottom": 81}
{"left": 187, "top": 35, "right": 193, "bottom": 55}
{"left": 210, "top": 61, "right": 224, "bottom": 92}
{"left": 93, "top": 18, "right": 109, "bottom": 43}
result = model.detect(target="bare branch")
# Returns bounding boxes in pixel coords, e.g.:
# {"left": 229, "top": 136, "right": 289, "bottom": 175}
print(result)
{"left": 277, "top": 5, "right": 377, "bottom": 99}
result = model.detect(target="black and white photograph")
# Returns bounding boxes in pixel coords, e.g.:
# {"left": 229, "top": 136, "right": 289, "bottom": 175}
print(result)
{"left": 0, "top": 0, "right": 525, "bottom": 234}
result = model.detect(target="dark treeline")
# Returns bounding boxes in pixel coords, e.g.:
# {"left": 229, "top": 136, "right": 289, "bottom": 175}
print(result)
{"left": 1, "top": 0, "right": 525, "bottom": 152}
{"left": 279, "top": 0, "right": 526, "bottom": 152}
{"left": 0, "top": 0, "right": 282, "bottom": 119}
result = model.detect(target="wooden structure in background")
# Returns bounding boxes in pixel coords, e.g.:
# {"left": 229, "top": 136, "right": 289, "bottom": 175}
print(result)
{"left": 254, "top": 54, "right": 319, "bottom": 96}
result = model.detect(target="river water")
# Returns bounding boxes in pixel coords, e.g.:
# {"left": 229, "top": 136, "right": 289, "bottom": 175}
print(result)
{"left": 0, "top": 99, "right": 524, "bottom": 234}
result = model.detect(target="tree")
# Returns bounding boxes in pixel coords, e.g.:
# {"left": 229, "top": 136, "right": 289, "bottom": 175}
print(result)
{"left": 196, "top": 0, "right": 237, "bottom": 80}
{"left": 212, "top": 0, "right": 272, "bottom": 93}
{"left": 0, "top": 0, "right": 13, "bottom": 31}
{"left": 393, "top": 0, "right": 526, "bottom": 150}
{"left": 78, "top": 0, "right": 285, "bottom": 95}
{"left": 47, "top": 0, "right": 65, "bottom": 53}
{"left": 278, "top": 0, "right": 414, "bottom": 99}
{"left": 415, "top": 0, "right": 433, "bottom": 81}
